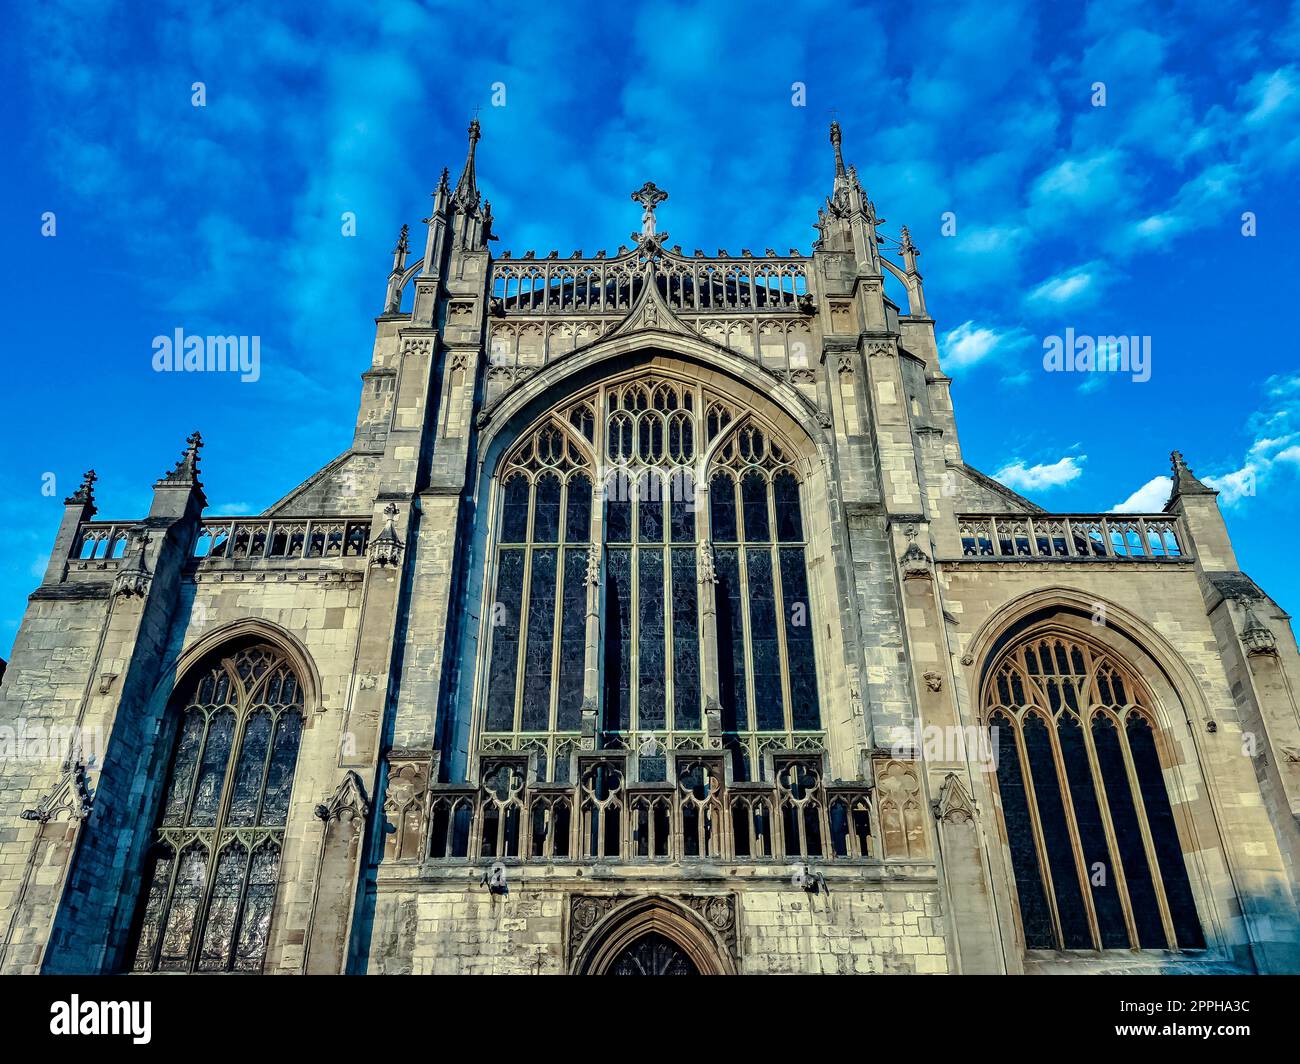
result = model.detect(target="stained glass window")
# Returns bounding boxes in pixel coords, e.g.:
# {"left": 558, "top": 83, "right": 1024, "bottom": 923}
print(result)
{"left": 983, "top": 634, "right": 1204, "bottom": 953}
{"left": 479, "top": 377, "right": 822, "bottom": 784}
{"left": 130, "top": 644, "right": 304, "bottom": 973}
{"left": 482, "top": 409, "right": 598, "bottom": 776}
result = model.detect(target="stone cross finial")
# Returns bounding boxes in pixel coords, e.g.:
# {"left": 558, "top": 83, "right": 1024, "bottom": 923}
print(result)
{"left": 631, "top": 182, "right": 668, "bottom": 244}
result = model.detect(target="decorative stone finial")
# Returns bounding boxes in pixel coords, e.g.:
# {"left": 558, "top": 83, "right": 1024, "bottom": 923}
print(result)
{"left": 830, "top": 120, "right": 846, "bottom": 178}
{"left": 1237, "top": 596, "right": 1278, "bottom": 656}
{"left": 453, "top": 118, "right": 482, "bottom": 212}
{"left": 900, "top": 225, "right": 920, "bottom": 272}
{"left": 368, "top": 503, "right": 404, "bottom": 567}
{"left": 900, "top": 524, "right": 933, "bottom": 580}
{"left": 156, "top": 431, "right": 203, "bottom": 488}
{"left": 631, "top": 181, "right": 669, "bottom": 245}
{"left": 1168, "top": 449, "right": 1217, "bottom": 504}
{"left": 65, "top": 469, "right": 98, "bottom": 510}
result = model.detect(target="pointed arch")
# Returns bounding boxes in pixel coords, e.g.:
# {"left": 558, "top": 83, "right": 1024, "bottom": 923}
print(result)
{"left": 571, "top": 896, "right": 736, "bottom": 975}
{"left": 974, "top": 606, "right": 1209, "bottom": 955}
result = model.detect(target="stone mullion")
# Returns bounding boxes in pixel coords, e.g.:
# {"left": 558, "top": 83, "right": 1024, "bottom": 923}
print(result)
{"left": 1115, "top": 715, "right": 1181, "bottom": 949}
{"left": 1012, "top": 713, "right": 1068, "bottom": 951}
{"left": 1043, "top": 713, "right": 1103, "bottom": 951}
{"left": 1079, "top": 698, "right": 1142, "bottom": 949}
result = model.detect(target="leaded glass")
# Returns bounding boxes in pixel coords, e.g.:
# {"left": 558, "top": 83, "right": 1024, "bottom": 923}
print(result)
{"left": 557, "top": 549, "right": 587, "bottom": 730}
{"left": 985, "top": 634, "right": 1204, "bottom": 954}
{"left": 521, "top": 548, "right": 558, "bottom": 731}
{"left": 130, "top": 644, "right": 304, "bottom": 973}
{"left": 637, "top": 549, "right": 666, "bottom": 729}
{"left": 478, "top": 378, "right": 822, "bottom": 785}
{"left": 671, "top": 548, "right": 700, "bottom": 729}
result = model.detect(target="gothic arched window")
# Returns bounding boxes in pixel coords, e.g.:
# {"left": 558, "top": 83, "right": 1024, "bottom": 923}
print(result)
{"left": 131, "top": 644, "right": 305, "bottom": 973}
{"left": 982, "top": 634, "right": 1204, "bottom": 953}
{"left": 478, "top": 375, "right": 821, "bottom": 785}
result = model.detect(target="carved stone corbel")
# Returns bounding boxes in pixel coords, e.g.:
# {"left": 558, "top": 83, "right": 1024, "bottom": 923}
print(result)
{"left": 931, "top": 772, "right": 977, "bottom": 825}
{"left": 21, "top": 759, "right": 93, "bottom": 823}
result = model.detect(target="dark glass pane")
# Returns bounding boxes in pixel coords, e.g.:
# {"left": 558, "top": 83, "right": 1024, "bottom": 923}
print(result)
{"left": 671, "top": 548, "right": 701, "bottom": 730}
{"left": 485, "top": 549, "right": 525, "bottom": 731}
{"left": 714, "top": 548, "right": 747, "bottom": 731}
{"left": 773, "top": 471, "right": 803, "bottom": 542}
{"left": 234, "top": 844, "right": 280, "bottom": 972}
{"left": 158, "top": 845, "right": 208, "bottom": 971}
{"left": 746, "top": 548, "right": 783, "bottom": 730}
{"left": 709, "top": 473, "right": 737, "bottom": 542}
{"left": 991, "top": 717, "right": 1054, "bottom": 949}
{"left": 556, "top": 549, "right": 588, "bottom": 731}
{"left": 566, "top": 473, "right": 592, "bottom": 543}
{"left": 638, "top": 475, "right": 664, "bottom": 543}
{"left": 669, "top": 470, "right": 695, "bottom": 543}
{"left": 604, "top": 548, "right": 633, "bottom": 731}
{"left": 1023, "top": 714, "right": 1092, "bottom": 948}
{"left": 161, "top": 709, "right": 205, "bottom": 826}
{"left": 131, "top": 849, "right": 174, "bottom": 972}
{"left": 606, "top": 474, "right": 633, "bottom": 544}
{"left": 501, "top": 474, "right": 530, "bottom": 543}
{"left": 1126, "top": 717, "right": 1204, "bottom": 949}
{"left": 521, "top": 548, "right": 558, "bottom": 731}
{"left": 189, "top": 709, "right": 235, "bottom": 827}
{"left": 780, "top": 547, "right": 820, "bottom": 729}
{"left": 742, "top": 471, "right": 770, "bottom": 542}
{"left": 1092, "top": 715, "right": 1166, "bottom": 948}
{"left": 1058, "top": 717, "right": 1128, "bottom": 947}
{"left": 261, "top": 709, "right": 303, "bottom": 825}
{"left": 198, "top": 843, "right": 248, "bottom": 971}
{"left": 637, "top": 550, "right": 666, "bottom": 729}
{"left": 533, "top": 472, "right": 562, "bottom": 543}
{"left": 227, "top": 710, "right": 272, "bottom": 826}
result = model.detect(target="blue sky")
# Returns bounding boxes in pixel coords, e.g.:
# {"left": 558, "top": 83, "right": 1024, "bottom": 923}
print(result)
{"left": 2, "top": 0, "right": 1298, "bottom": 657}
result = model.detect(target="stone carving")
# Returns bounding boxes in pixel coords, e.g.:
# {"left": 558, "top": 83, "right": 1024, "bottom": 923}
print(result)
{"left": 630, "top": 181, "right": 668, "bottom": 245}
{"left": 21, "top": 759, "right": 93, "bottom": 823}
{"left": 900, "top": 526, "right": 933, "bottom": 580}
{"left": 368, "top": 504, "right": 404, "bottom": 567}
{"left": 697, "top": 542, "right": 717, "bottom": 585}
{"left": 566, "top": 892, "right": 738, "bottom": 966}
{"left": 923, "top": 670, "right": 943, "bottom": 692}
{"left": 65, "top": 469, "right": 98, "bottom": 511}
{"left": 931, "top": 772, "right": 977, "bottom": 825}
{"left": 314, "top": 770, "right": 370, "bottom": 825}
{"left": 111, "top": 528, "right": 152, "bottom": 598}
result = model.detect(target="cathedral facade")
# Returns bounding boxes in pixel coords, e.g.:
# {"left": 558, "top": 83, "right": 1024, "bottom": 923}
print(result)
{"left": 3, "top": 122, "right": 1299, "bottom": 976}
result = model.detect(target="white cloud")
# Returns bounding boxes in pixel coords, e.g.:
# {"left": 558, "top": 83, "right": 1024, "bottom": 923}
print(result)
{"left": 1197, "top": 373, "right": 1300, "bottom": 507}
{"left": 1025, "top": 262, "right": 1105, "bottom": 309}
{"left": 1110, "top": 475, "right": 1171, "bottom": 513}
{"left": 993, "top": 455, "right": 1086, "bottom": 492}
{"left": 939, "top": 320, "right": 1031, "bottom": 370}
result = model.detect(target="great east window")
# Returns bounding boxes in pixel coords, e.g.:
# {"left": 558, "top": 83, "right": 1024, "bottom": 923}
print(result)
{"left": 478, "top": 374, "right": 822, "bottom": 785}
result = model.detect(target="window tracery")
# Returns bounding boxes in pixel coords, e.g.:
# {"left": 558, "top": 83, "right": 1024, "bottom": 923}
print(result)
{"left": 131, "top": 644, "right": 305, "bottom": 973}
{"left": 479, "top": 373, "right": 822, "bottom": 786}
{"left": 982, "top": 633, "right": 1204, "bottom": 953}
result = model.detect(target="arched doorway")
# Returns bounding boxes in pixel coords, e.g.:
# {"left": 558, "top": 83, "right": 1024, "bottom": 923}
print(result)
{"left": 571, "top": 895, "right": 736, "bottom": 975}
{"left": 607, "top": 932, "right": 698, "bottom": 975}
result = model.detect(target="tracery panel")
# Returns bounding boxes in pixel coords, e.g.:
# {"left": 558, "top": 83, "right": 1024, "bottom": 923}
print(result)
{"left": 131, "top": 644, "right": 305, "bottom": 974}
{"left": 982, "top": 634, "right": 1204, "bottom": 954}
{"left": 476, "top": 375, "right": 823, "bottom": 788}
